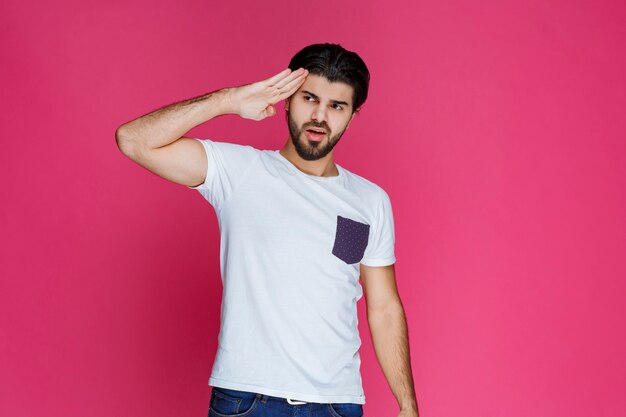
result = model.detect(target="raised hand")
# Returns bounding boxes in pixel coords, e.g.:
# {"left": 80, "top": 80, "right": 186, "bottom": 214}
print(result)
{"left": 227, "top": 68, "right": 309, "bottom": 121}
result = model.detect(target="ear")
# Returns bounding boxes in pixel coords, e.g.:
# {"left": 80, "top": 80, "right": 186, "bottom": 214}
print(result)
{"left": 285, "top": 97, "right": 291, "bottom": 112}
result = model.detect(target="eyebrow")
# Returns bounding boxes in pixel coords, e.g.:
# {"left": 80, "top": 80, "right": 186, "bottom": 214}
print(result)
{"left": 302, "top": 90, "right": 350, "bottom": 107}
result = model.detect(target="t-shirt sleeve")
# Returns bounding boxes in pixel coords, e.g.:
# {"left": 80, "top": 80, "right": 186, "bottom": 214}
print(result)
{"left": 360, "top": 189, "right": 397, "bottom": 267}
{"left": 187, "top": 138, "right": 260, "bottom": 210}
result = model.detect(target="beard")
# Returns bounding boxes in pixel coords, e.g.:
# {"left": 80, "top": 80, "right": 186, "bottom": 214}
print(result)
{"left": 286, "top": 110, "right": 348, "bottom": 161}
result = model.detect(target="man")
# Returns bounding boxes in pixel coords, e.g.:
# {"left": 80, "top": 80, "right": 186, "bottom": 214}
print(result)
{"left": 116, "top": 43, "right": 419, "bottom": 417}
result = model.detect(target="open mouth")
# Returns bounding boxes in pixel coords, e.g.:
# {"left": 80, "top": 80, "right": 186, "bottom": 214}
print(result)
{"left": 305, "top": 128, "right": 326, "bottom": 141}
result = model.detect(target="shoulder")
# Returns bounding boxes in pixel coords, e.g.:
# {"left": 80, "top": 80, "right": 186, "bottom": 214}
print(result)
{"left": 340, "top": 165, "right": 390, "bottom": 204}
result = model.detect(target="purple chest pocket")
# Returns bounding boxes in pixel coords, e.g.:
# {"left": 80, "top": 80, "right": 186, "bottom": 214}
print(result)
{"left": 332, "top": 215, "right": 370, "bottom": 264}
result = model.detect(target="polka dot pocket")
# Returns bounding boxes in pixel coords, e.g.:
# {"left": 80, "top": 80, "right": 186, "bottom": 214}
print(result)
{"left": 332, "top": 215, "right": 370, "bottom": 264}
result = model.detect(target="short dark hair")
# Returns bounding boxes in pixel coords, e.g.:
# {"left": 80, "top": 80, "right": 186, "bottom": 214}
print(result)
{"left": 288, "top": 43, "right": 370, "bottom": 113}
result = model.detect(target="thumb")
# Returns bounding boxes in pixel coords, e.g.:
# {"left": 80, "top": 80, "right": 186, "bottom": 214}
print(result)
{"left": 264, "top": 104, "right": 276, "bottom": 118}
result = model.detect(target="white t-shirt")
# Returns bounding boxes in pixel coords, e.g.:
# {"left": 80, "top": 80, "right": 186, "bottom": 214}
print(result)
{"left": 188, "top": 138, "right": 396, "bottom": 404}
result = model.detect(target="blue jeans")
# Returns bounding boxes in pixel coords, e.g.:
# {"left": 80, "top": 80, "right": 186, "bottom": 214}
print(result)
{"left": 208, "top": 386, "right": 364, "bottom": 417}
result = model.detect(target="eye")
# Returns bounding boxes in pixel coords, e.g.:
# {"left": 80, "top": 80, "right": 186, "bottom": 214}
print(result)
{"left": 332, "top": 103, "right": 343, "bottom": 110}
{"left": 304, "top": 95, "right": 316, "bottom": 102}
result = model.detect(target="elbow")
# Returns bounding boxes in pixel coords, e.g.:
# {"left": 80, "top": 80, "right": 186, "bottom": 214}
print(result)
{"left": 368, "top": 299, "right": 404, "bottom": 317}
{"left": 115, "top": 126, "right": 135, "bottom": 157}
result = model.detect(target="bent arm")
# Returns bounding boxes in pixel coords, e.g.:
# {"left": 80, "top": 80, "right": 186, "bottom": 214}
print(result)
{"left": 115, "top": 88, "right": 235, "bottom": 187}
{"left": 116, "top": 88, "right": 235, "bottom": 152}
{"left": 114, "top": 68, "right": 307, "bottom": 188}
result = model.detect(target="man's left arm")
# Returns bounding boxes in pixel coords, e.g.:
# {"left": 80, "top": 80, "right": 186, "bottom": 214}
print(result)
{"left": 361, "top": 263, "right": 419, "bottom": 417}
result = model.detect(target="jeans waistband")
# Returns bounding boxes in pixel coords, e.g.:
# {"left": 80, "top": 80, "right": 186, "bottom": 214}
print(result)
{"left": 214, "top": 387, "right": 309, "bottom": 405}
{"left": 255, "top": 393, "right": 308, "bottom": 405}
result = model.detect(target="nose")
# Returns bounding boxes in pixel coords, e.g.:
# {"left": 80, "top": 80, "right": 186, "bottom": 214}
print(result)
{"left": 311, "top": 103, "right": 328, "bottom": 124}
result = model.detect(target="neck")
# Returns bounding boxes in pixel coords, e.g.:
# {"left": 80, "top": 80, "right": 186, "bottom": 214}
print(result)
{"left": 278, "top": 141, "right": 339, "bottom": 177}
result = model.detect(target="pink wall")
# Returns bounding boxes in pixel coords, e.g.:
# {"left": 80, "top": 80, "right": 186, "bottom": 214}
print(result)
{"left": 1, "top": 0, "right": 625, "bottom": 416}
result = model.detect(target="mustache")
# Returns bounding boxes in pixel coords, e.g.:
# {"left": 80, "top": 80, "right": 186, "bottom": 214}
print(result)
{"left": 303, "top": 122, "right": 329, "bottom": 132}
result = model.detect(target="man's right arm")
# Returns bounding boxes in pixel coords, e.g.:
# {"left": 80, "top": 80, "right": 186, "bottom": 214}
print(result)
{"left": 115, "top": 88, "right": 235, "bottom": 188}
{"left": 115, "top": 67, "right": 308, "bottom": 188}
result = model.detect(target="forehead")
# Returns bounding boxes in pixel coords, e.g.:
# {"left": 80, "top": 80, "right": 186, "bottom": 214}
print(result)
{"left": 297, "top": 74, "right": 354, "bottom": 104}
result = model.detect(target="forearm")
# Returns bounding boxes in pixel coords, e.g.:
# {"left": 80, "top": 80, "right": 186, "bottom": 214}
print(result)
{"left": 368, "top": 303, "right": 419, "bottom": 415}
{"left": 116, "top": 87, "right": 235, "bottom": 152}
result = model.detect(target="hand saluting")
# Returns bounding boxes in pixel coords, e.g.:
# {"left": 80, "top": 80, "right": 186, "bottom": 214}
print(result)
{"left": 226, "top": 68, "right": 309, "bottom": 121}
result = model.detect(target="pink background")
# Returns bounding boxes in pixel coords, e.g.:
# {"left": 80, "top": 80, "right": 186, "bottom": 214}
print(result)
{"left": 1, "top": 0, "right": 625, "bottom": 416}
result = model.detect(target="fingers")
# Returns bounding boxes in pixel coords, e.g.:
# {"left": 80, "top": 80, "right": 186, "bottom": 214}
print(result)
{"left": 265, "top": 68, "right": 293, "bottom": 85}
{"left": 273, "top": 74, "right": 307, "bottom": 102}
{"left": 266, "top": 67, "right": 307, "bottom": 88}
{"left": 273, "top": 68, "right": 307, "bottom": 89}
